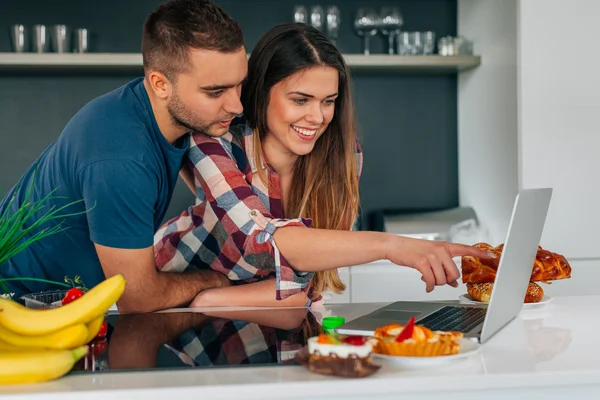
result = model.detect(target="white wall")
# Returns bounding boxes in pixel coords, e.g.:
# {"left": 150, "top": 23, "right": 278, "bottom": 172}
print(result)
{"left": 457, "top": 0, "right": 519, "bottom": 245}
{"left": 518, "top": 0, "right": 600, "bottom": 260}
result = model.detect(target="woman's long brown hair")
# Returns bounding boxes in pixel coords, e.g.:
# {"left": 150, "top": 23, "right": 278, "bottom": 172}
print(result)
{"left": 242, "top": 23, "right": 360, "bottom": 299}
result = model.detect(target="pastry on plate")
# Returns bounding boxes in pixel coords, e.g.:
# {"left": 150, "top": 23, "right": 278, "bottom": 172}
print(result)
{"left": 467, "top": 281, "right": 545, "bottom": 303}
{"left": 461, "top": 242, "right": 572, "bottom": 284}
{"left": 296, "top": 333, "right": 380, "bottom": 377}
{"left": 461, "top": 242, "right": 572, "bottom": 303}
{"left": 373, "top": 317, "right": 462, "bottom": 357}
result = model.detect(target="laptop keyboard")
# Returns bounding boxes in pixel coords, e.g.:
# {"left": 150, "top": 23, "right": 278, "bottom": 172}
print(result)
{"left": 417, "top": 306, "right": 487, "bottom": 333}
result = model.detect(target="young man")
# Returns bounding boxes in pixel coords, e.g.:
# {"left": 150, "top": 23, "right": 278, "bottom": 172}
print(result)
{"left": 0, "top": 0, "right": 248, "bottom": 313}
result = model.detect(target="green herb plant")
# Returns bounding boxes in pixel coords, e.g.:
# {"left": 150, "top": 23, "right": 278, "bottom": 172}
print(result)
{"left": 0, "top": 169, "right": 90, "bottom": 298}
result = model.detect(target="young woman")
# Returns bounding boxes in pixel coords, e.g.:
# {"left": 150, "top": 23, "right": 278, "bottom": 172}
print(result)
{"left": 153, "top": 23, "right": 491, "bottom": 308}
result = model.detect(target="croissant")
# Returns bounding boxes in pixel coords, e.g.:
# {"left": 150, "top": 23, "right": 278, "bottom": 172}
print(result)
{"left": 467, "top": 281, "right": 544, "bottom": 303}
{"left": 461, "top": 242, "right": 572, "bottom": 284}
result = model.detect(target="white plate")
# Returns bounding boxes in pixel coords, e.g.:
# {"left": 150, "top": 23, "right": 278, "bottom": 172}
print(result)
{"left": 458, "top": 293, "right": 554, "bottom": 308}
{"left": 372, "top": 338, "right": 480, "bottom": 368}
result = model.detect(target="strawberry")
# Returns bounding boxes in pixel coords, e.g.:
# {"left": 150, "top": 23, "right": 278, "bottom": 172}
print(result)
{"left": 342, "top": 335, "right": 367, "bottom": 346}
{"left": 395, "top": 316, "right": 416, "bottom": 343}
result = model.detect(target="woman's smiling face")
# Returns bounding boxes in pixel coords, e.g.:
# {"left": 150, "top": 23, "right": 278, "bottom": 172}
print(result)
{"left": 264, "top": 66, "right": 339, "bottom": 158}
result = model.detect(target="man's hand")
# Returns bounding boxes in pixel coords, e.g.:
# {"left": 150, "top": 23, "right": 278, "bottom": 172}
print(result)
{"left": 95, "top": 244, "right": 230, "bottom": 313}
{"left": 179, "top": 165, "right": 195, "bottom": 194}
{"left": 385, "top": 236, "right": 496, "bottom": 293}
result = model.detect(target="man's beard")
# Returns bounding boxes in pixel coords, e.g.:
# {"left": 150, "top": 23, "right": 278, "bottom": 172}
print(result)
{"left": 167, "top": 92, "right": 214, "bottom": 135}
{"left": 168, "top": 91, "right": 237, "bottom": 137}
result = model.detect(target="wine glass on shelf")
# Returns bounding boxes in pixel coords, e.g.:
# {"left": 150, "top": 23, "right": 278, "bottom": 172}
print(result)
{"left": 294, "top": 5, "right": 307, "bottom": 24}
{"left": 354, "top": 8, "right": 378, "bottom": 55}
{"left": 310, "top": 5, "right": 325, "bottom": 31}
{"left": 326, "top": 5, "right": 340, "bottom": 45}
{"left": 378, "top": 7, "right": 403, "bottom": 54}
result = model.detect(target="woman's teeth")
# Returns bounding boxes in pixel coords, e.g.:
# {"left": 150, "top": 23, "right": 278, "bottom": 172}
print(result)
{"left": 292, "top": 125, "right": 317, "bottom": 136}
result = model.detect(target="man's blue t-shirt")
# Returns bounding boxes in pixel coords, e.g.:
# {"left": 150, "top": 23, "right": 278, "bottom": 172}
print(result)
{"left": 0, "top": 78, "right": 188, "bottom": 298}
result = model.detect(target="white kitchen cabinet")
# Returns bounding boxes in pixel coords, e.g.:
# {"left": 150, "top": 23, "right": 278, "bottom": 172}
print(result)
{"left": 347, "top": 258, "right": 598, "bottom": 303}
{"left": 349, "top": 260, "right": 470, "bottom": 303}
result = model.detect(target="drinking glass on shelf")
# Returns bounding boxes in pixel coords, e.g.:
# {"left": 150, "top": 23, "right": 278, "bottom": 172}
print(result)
{"left": 354, "top": 8, "right": 378, "bottom": 55}
{"left": 51, "top": 24, "right": 71, "bottom": 53}
{"left": 409, "top": 32, "right": 423, "bottom": 55}
{"left": 378, "top": 7, "right": 403, "bottom": 54}
{"left": 33, "top": 24, "right": 49, "bottom": 53}
{"left": 422, "top": 31, "right": 436, "bottom": 55}
{"left": 326, "top": 5, "right": 340, "bottom": 44}
{"left": 396, "top": 31, "right": 411, "bottom": 55}
{"left": 10, "top": 24, "right": 28, "bottom": 53}
{"left": 438, "top": 36, "right": 473, "bottom": 56}
{"left": 438, "top": 36, "right": 452, "bottom": 55}
{"left": 73, "top": 28, "right": 89, "bottom": 53}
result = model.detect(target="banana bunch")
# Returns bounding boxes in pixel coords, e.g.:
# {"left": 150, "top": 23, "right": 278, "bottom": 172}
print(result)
{"left": 0, "top": 274, "right": 126, "bottom": 385}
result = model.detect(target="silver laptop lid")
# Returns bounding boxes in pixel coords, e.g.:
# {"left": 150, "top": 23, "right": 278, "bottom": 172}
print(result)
{"left": 479, "top": 188, "right": 552, "bottom": 343}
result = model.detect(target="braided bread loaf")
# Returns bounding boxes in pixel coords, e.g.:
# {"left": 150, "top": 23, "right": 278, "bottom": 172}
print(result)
{"left": 461, "top": 242, "right": 572, "bottom": 284}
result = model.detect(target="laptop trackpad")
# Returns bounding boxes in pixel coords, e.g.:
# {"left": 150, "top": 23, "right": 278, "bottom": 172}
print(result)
{"left": 369, "top": 310, "right": 423, "bottom": 322}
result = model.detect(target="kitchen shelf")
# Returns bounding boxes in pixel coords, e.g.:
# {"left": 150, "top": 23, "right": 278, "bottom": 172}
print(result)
{"left": 0, "top": 53, "right": 481, "bottom": 74}
{"left": 343, "top": 54, "right": 480, "bottom": 72}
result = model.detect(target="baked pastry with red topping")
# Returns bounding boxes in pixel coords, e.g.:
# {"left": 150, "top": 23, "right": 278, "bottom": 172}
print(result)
{"left": 373, "top": 317, "right": 462, "bottom": 357}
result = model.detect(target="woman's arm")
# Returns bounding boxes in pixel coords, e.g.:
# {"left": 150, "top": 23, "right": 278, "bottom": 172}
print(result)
{"left": 272, "top": 229, "right": 493, "bottom": 292}
{"left": 190, "top": 278, "right": 309, "bottom": 309}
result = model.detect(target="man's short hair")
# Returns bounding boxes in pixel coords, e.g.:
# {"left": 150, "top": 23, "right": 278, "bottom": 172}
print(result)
{"left": 142, "top": 0, "right": 244, "bottom": 80}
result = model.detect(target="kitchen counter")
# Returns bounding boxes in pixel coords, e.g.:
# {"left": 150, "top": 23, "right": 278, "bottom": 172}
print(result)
{"left": 1, "top": 295, "right": 599, "bottom": 400}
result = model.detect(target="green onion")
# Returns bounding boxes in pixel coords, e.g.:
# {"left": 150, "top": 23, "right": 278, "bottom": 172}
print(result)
{"left": 0, "top": 167, "right": 91, "bottom": 297}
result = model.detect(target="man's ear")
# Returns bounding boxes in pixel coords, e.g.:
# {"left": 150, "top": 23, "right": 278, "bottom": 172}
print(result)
{"left": 146, "top": 71, "right": 172, "bottom": 100}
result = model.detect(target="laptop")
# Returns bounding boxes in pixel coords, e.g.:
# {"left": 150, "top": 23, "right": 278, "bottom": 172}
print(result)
{"left": 335, "top": 188, "right": 553, "bottom": 344}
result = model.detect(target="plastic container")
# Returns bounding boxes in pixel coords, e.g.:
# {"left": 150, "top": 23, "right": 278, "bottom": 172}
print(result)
{"left": 20, "top": 289, "right": 68, "bottom": 309}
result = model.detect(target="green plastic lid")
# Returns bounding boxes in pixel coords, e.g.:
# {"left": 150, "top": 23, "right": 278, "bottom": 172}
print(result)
{"left": 322, "top": 316, "right": 345, "bottom": 333}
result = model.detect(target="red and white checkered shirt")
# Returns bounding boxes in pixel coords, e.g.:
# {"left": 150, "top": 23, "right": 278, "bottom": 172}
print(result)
{"left": 154, "top": 124, "right": 362, "bottom": 301}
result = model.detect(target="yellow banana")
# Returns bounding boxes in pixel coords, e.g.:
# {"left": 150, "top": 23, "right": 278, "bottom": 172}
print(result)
{"left": 84, "top": 315, "right": 105, "bottom": 343}
{"left": 0, "top": 338, "right": 25, "bottom": 352}
{"left": 0, "top": 322, "right": 88, "bottom": 350}
{"left": 0, "top": 346, "right": 87, "bottom": 385}
{"left": 0, "top": 274, "right": 125, "bottom": 336}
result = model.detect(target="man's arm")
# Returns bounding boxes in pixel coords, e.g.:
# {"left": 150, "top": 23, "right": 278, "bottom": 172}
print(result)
{"left": 96, "top": 244, "right": 229, "bottom": 313}
{"left": 78, "top": 158, "right": 227, "bottom": 313}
